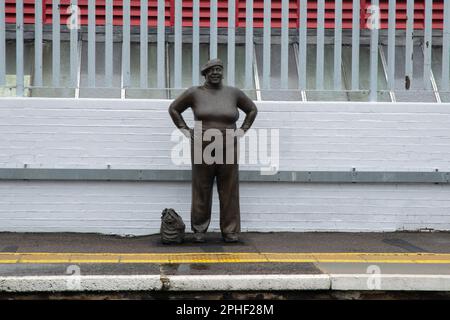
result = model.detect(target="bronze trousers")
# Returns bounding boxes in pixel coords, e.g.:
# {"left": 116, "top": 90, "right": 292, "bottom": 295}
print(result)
{"left": 190, "top": 130, "right": 240, "bottom": 235}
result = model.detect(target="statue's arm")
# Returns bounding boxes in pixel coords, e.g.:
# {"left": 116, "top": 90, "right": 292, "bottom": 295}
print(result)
{"left": 168, "top": 88, "right": 194, "bottom": 134}
{"left": 236, "top": 89, "right": 258, "bottom": 133}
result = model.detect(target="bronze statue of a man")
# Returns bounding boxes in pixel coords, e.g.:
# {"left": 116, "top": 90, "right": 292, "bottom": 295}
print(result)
{"left": 168, "top": 58, "right": 258, "bottom": 243}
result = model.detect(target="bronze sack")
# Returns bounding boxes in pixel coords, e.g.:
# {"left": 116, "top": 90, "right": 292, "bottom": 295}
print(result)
{"left": 160, "top": 208, "right": 185, "bottom": 244}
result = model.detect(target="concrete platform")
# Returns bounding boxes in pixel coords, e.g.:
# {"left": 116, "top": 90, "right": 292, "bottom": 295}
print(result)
{"left": 1, "top": 232, "right": 450, "bottom": 293}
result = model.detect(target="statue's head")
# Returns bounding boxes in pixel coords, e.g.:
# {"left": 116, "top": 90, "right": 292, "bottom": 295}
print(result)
{"left": 201, "top": 58, "right": 224, "bottom": 86}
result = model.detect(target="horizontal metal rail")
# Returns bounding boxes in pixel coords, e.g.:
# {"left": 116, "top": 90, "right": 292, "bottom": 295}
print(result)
{"left": 0, "top": 168, "right": 449, "bottom": 184}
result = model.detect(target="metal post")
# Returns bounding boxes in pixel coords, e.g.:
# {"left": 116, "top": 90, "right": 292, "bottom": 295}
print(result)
{"left": 245, "top": 0, "right": 254, "bottom": 89}
{"left": 281, "top": 0, "right": 289, "bottom": 89}
{"left": 210, "top": 0, "right": 218, "bottom": 59}
{"left": 174, "top": 0, "right": 182, "bottom": 88}
{"left": 441, "top": 0, "right": 450, "bottom": 91}
{"left": 369, "top": 0, "right": 379, "bottom": 101}
{"left": 76, "top": 39, "right": 82, "bottom": 98}
{"left": 53, "top": 0, "right": 60, "bottom": 88}
{"left": 298, "top": 0, "right": 307, "bottom": 90}
{"left": 351, "top": 0, "right": 360, "bottom": 90}
{"left": 0, "top": 0, "right": 4, "bottom": 86}
{"left": 387, "top": 0, "right": 396, "bottom": 91}
{"left": 334, "top": 0, "right": 342, "bottom": 90}
{"left": 193, "top": 0, "right": 200, "bottom": 85}
{"left": 293, "top": 44, "right": 306, "bottom": 100}
{"left": 263, "top": 0, "right": 271, "bottom": 89}
{"left": 227, "top": 0, "right": 236, "bottom": 86}
{"left": 140, "top": 0, "right": 148, "bottom": 88}
{"left": 379, "top": 45, "right": 396, "bottom": 102}
{"left": 88, "top": 0, "right": 96, "bottom": 87}
{"left": 70, "top": 0, "right": 78, "bottom": 88}
{"left": 35, "top": 0, "right": 43, "bottom": 87}
{"left": 122, "top": 0, "right": 130, "bottom": 88}
{"left": 16, "top": 0, "right": 24, "bottom": 96}
{"left": 423, "top": 0, "right": 432, "bottom": 90}
{"left": 443, "top": 0, "right": 450, "bottom": 91}
{"left": 157, "top": 0, "right": 166, "bottom": 89}
{"left": 405, "top": 0, "right": 414, "bottom": 89}
{"left": 253, "top": 45, "right": 261, "bottom": 100}
{"left": 316, "top": 0, "right": 325, "bottom": 90}
{"left": 105, "top": 0, "right": 113, "bottom": 88}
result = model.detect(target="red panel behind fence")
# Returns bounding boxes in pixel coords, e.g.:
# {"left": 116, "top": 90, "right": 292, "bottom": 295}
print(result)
{"left": 3, "top": 0, "right": 446, "bottom": 29}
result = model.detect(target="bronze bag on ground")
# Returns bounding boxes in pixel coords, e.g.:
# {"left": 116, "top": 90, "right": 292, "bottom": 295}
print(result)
{"left": 160, "top": 208, "right": 185, "bottom": 244}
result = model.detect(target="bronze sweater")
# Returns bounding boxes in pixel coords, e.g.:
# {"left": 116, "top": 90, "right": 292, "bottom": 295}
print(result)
{"left": 168, "top": 82, "right": 258, "bottom": 132}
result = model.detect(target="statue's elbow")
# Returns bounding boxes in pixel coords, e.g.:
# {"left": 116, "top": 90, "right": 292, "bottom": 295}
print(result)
{"left": 168, "top": 104, "right": 176, "bottom": 118}
{"left": 252, "top": 106, "right": 258, "bottom": 118}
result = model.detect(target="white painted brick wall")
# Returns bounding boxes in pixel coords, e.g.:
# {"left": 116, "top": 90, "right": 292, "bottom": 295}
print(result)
{"left": 0, "top": 181, "right": 449, "bottom": 235}
{"left": 1, "top": 98, "right": 450, "bottom": 234}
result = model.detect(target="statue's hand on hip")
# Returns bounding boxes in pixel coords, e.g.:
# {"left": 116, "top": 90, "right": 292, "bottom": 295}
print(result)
{"left": 180, "top": 128, "right": 193, "bottom": 139}
{"left": 236, "top": 128, "right": 246, "bottom": 138}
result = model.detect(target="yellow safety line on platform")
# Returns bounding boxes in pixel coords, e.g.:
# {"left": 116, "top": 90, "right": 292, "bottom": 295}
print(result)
{"left": 1, "top": 252, "right": 450, "bottom": 264}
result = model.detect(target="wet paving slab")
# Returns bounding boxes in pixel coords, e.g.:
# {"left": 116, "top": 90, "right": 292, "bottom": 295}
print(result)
{"left": 1, "top": 232, "right": 450, "bottom": 254}
{"left": 0, "top": 262, "right": 322, "bottom": 277}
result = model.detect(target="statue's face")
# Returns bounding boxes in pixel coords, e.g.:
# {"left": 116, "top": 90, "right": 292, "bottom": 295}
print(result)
{"left": 205, "top": 66, "right": 223, "bottom": 85}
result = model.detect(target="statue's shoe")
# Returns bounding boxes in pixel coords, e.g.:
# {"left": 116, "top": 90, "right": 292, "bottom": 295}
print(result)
{"left": 222, "top": 233, "right": 239, "bottom": 243}
{"left": 193, "top": 233, "right": 206, "bottom": 243}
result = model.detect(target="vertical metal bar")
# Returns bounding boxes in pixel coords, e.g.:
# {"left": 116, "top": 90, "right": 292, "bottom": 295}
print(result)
{"left": 52, "top": 0, "right": 60, "bottom": 87}
{"left": 419, "top": 41, "right": 439, "bottom": 101}
{"left": 88, "top": 0, "right": 96, "bottom": 87}
{"left": 105, "top": 0, "right": 113, "bottom": 87}
{"left": 70, "top": 0, "right": 78, "bottom": 88}
{"left": 34, "top": 0, "right": 43, "bottom": 87}
{"left": 334, "top": 0, "right": 342, "bottom": 90}
{"left": 405, "top": 0, "right": 414, "bottom": 89}
{"left": 351, "top": 0, "right": 360, "bottom": 90}
{"left": 379, "top": 45, "right": 396, "bottom": 102}
{"left": 387, "top": 0, "right": 396, "bottom": 91}
{"left": 76, "top": 40, "right": 82, "bottom": 98}
{"left": 429, "top": 63, "right": 442, "bottom": 102}
{"left": 174, "top": 0, "right": 182, "bottom": 88}
{"left": 316, "top": 0, "right": 325, "bottom": 90}
{"left": 0, "top": 0, "right": 4, "bottom": 86}
{"left": 263, "top": 0, "right": 271, "bottom": 89}
{"left": 120, "top": 60, "right": 125, "bottom": 99}
{"left": 140, "top": 0, "right": 148, "bottom": 88}
{"left": 122, "top": 0, "right": 130, "bottom": 88}
{"left": 281, "top": 0, "right": 289, "bottom": 89}
{"left": 165, "top": 42, "right": 170, "bottom": 98}
{"left": 16, "top": 0, "right": 24, "bottom": 96}
{"left": 298, "top": 0, "right": 307, "bottom": 90}
{"left": 193, "top": 0, "right": 200, "bottom": 85}
{"left": 227, "top": 0, "right": 236, "bottom": 86}
{"left": 443, "top": 0, "right": 450, "bottom": 91}
{"left": 245, "top": 0, "right": 253, "bottom": 89}
{"left": 293, "top": 43, "right": 306, "bottom": 100}
{"left": 210, "top": 0, "right": 218, "bottom": 59}
{"left": 423, "top": 0, "right": 432, "bottom": 90}
{"left": 157, "top": 0, "right": 165, "bottom": 89}
{"left": 369, "top": 0, "right": 379, "bottom": 101}
{"left": 253, "top": 45, "right": 261, "bottom": 100}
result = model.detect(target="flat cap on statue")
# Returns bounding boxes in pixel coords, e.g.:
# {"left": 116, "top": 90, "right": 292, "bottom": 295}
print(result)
{"left": 200, "top": 58, "right": 224, "bottom": 76}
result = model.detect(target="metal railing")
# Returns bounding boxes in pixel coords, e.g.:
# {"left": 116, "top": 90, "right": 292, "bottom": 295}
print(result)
{"left": 0, "top": 0, "right": 449, "bottom": 101}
